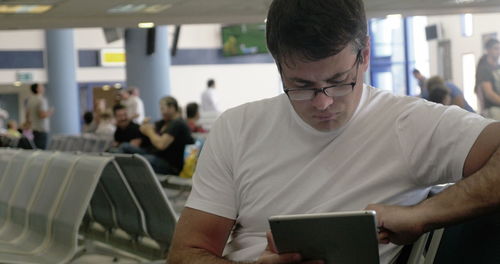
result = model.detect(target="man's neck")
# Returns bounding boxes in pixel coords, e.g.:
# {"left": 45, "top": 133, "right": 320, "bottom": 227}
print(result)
{"left": 487, "top": 56, "right": 498, "bottom": 66}
{"left": 118, "top": 122, "right": 130, "bottom": 129}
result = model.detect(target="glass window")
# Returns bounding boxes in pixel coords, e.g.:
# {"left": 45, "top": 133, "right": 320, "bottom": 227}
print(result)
{"left": 462, "top": 53, "right": 478, "bottom": 111}
{"left": 461, "top": 14, "right": 473, "bottom": 37}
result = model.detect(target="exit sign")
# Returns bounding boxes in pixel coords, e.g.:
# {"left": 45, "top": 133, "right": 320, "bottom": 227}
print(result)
{"left": 16, "top": 72, "right": 33, "bottom": 82}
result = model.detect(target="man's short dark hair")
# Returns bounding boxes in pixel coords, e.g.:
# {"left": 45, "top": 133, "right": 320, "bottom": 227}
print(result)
{"left": 161, "top": 96, "right": 179, "bottom": 112}
{"left": 83, "top": 111, "right": 94, "bottom": 124}
{"left": 485, "top": 38, "right": 500, "bottom": 50}
{"left": 266, "top": 0, "right": 367, "bottom": 68}
{"left": 207, "top": 79, "right": 215, "bottom": 88}
{"left": 113, "top": 104, "right": 127, "bottom": 115}
{"left": 30, "top": 83, "right": 39, "bottom": 94}
{"left": 186, "top": 102, "right": 199, "bottom": 118}
{"left": 429, "top": 87, "right": 449, "bottom": 104}
{"left": 413, "top": 69, "right": 420, "bottom": 74}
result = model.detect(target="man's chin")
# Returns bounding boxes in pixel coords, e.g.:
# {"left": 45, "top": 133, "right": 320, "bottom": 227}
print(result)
{"left": 311, "top": 119, "right": 344, "bottom": 132}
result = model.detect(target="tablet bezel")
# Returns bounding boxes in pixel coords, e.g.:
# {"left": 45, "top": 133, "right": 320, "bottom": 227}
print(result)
{"left": 268, "top": 210, "right": 380, "bottom": 264}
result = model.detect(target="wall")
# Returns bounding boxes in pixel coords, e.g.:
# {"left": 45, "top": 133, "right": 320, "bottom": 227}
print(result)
{"left": 171, "top": 64, "right": 281, "bottom": 111}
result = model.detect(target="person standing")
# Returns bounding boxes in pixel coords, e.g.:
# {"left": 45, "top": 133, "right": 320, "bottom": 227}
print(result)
{"left": 127, "top": 87, "right": 145, "bottom": 124}
{"left": 476, "top": 38, "right": 500, "bottom": 119}
{"left": 412, "top": 69, "right": 428, "bottom": 98}
{"left": 26, "top": 83, "right": 54, "bottom": 149}
{"left": 200, "top": 78, "right": 221, "bottom": 113}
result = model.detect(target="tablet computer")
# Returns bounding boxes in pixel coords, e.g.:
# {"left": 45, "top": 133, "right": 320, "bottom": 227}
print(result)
{"left": 268, "top": 210, "right": 379, "bottom": 264}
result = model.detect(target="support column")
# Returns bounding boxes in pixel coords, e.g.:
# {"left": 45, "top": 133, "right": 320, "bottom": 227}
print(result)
{"left": 45, "top": 29, "right": 80, "bottom": 135}
{"left": 125, "top": 26, "right": 171, "bottom": 121}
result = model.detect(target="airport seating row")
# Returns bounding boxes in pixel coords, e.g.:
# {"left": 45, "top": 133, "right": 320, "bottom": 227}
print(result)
{"left": 0, "top": 148, "right": 177, "bottom": 263}
{"left": 82, "top": 153, "right": 178, "bottom": 261}
{"left": 47, "top": 134, "right": 113, "bottom": 152}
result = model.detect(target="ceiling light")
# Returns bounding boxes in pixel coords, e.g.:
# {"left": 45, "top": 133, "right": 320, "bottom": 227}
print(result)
{"left": 386, "top": 14, "right": 402, "bottom": 20}
{"left": 102, "top": 85, "right": 111, "bottom": 91}
{"left": 114, "top": 83, "right": 122, "bottom": 89}
{"left": 0, "top": 5, "right": 51, "bottom": 14}
{"left": 143, "top": 4, "right": 172, "bottom": 13}
{"left": 13, "top": 81, "right": 22, "bottom": 87}
{"left": 108, "top": 4, "right": 171, "bottom": 14}
{"left": 450, "top": 0, "right": 487, "bottom": 4}
{"left": 138, "top": 22, "right": 155, "bottom": 28}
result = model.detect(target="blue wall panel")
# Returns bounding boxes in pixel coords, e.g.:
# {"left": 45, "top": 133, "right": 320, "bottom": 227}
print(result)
{"left": 0, "top": 51, "right": 44, "bottom": 69}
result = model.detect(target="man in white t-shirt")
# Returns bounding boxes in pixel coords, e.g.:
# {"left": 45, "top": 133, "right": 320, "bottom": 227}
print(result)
{"left": 167, "top": 1, "right": 500, "bottom": 263}
{"left": 26, "top": 83, "right": 54, "bottom": 149}
{"left": 120, "top": 88, "right": 144, "bottom": 124}
{"left": 201, "top": 78, "right": 221, "bottom": 113}
{"left": 127, "top": 87, "right": 145, "bottom": 124}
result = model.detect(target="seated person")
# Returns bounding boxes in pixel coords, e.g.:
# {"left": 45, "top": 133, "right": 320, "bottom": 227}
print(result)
{"left": 109, "top": 104, "right": 150, "bottom": 152}
{"left": 185, "top": 102, "right": 207, "bottom": 133}
{"left": 167, "top": 1, "right": 500, "bottom": 264}
{"left": 428, "top": 85, "right": 452, "bottom": 105}
{"left": 6, "top": 120, "right": 21, "bottom": 138}
{"left": 82, "top": 111, "right": 96, "bottom": 133}
{"left": 140, "top": 96, "right": 194, "bottom": 175}
{"left": 426, "top": 75, "right": 474, "bottom": 112}
{"left": 94, "top": 110, "right": 115, "bottom": 137}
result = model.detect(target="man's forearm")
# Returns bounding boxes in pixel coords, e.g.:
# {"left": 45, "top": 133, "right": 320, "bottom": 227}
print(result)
{"left": 418, "top": 146, "right": 500, "bottom": 232}
{"left": 167, "top": 247, "right": 255, "bottom": 264}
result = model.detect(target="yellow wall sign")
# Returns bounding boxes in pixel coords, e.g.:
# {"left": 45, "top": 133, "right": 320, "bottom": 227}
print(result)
{"left": 100, "top": 48, "right": 126, "bottom": 66}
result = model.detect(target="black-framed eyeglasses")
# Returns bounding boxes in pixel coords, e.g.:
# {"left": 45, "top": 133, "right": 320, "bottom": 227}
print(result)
{"left": 283, "top": 50, "right": 362, "bottom": 101}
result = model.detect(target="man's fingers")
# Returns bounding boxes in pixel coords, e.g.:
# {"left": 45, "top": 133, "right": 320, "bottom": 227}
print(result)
{"left": 378, "top": 230, "right": 390, "bottom": 244}
{"left": 261, "top": 253, "right": 301, "bottom": 264}
{"left": 266, "top": 231, "right": 278, "bottom": 253}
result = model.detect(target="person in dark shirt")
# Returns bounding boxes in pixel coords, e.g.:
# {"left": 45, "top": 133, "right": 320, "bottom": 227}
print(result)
{"left": 113, "top": 104, "right": 142, "bottom": 145}
{"left": 476, "top": 38, "right": 500, "bottom": 119}
{"left": 109, "top": 104, "right": 151, "bottom": 153}
{"left": 140, "top": 96, "right": 194, "bottom": 175}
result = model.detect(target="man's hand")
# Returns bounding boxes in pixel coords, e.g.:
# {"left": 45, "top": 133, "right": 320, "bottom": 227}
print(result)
{"left": 140, "top": 123, "right": 155, "bottom": 137}
{"left": 257, "top": 232, "right": 324, "bottom": 264}
{"left": 365, "top": 204, "right": 426, "bottom": 245}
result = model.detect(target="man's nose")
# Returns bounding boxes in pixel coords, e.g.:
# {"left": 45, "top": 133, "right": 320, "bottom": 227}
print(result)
{"left": 311, "top": 92, "right": 334, "bottom": 111}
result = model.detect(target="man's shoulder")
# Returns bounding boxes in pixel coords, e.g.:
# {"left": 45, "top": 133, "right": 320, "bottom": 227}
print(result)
{"left": 213, "top": 94, "right": 288, "bottom": 133}
{"left": 362, "top": 85, "right": 426, "bottom": 117}
{"left": 127, "top": 122, "right": 140, "bottom": 130}
{"left": 223, "top": 94, "right": 285, "bottom": 116}
{"left": 27, "top": 95, "right": 43, "bottom": 106}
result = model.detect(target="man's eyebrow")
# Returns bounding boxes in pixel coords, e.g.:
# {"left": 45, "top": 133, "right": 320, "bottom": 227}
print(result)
{"left": 287, "top": 68, "right": 352, "bottom": 84}
{"left": 325, "top": 69, "right": 351, "bottom": 83}
{"left": 288, "top": 77, "right": 314, "bottom": 84}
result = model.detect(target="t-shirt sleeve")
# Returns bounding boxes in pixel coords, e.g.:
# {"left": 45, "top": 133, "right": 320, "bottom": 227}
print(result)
{"left": 40, "top": 97, "right": 48, "bottom": 112}
{"left": 446, "top": 82, "right": 461, "bottom": 98}
{"left": 185, "top": 114, "right": 238, "bottom": 219}
{"left": 396, "top": 102, "right": 495, "bottom": 186}
{"left": 130, "top": 124, "right": 143, "bottom": 139}
{"left": 477, "top": 65, "right": 494, "bottom": 85}
{"left": 167, "top": 120, "right": 194, "bottom": 144}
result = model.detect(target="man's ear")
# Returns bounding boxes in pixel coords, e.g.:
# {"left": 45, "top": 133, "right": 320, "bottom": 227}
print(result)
{"left": 361, "top": 37, "right": 371, "bottom": 72}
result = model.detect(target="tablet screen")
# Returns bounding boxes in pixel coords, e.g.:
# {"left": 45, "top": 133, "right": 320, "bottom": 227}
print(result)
{"left": 268, "top": 210, "right": 379, "bottom": 264}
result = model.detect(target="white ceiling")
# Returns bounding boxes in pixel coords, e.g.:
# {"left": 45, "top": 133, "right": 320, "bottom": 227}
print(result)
{"left": 1, "top": 0, "right": 500, "bottom": 29}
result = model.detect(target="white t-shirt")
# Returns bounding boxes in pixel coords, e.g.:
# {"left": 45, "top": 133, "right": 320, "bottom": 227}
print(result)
{"left": 129, "top": 95, "right": 145, "bottom": 124}
{"left": 201, "top": 88, "right": 220, "bottom": 113}
{"left": 26, "top": 94, "right": 49, "bottom": 132}
{"left": 122, "top": 96, "right": 144, "bottom": 124}
{"left": 186, "top": 85, "right": 494, "bottom": 264}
